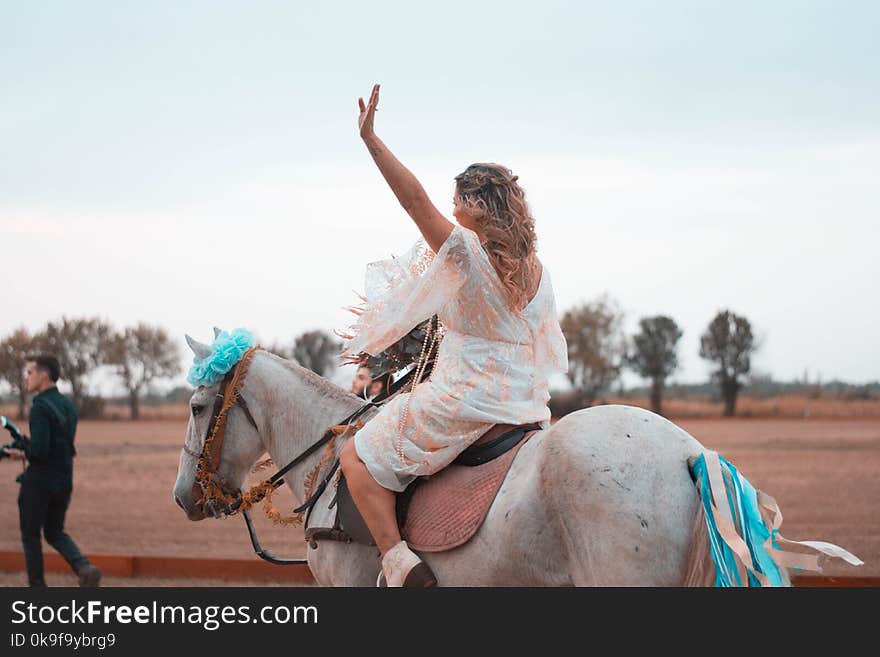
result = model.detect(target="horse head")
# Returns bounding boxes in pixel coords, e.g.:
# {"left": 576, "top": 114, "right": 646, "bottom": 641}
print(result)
{"left": 173, "top": 330, "right": 267, "bottom": 520}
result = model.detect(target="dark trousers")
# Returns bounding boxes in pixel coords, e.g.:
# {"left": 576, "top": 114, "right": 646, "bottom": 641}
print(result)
{"left": 18, "top": 477, "right": 88, "bottom": 587}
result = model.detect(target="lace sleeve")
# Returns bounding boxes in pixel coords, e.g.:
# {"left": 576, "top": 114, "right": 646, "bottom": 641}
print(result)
{"left": 534, "top": 279, "right": 569, "bottom": 379}
{"left": 339, "top": 225, "right": 474, "bottom": 358}
{"left": 538, "top": 313, "right": 570, "bottom": 377}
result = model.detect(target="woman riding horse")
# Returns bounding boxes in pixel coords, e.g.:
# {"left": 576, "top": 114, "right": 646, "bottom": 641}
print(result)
{"left": 338, "top": 84, "right": 569, "bottom": 587}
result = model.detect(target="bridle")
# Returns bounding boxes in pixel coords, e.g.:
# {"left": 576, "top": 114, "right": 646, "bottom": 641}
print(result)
{"left": 187, "top": 345, "right": 426, "bottom": 564}
{"left": 190, "top": 345, "right": 374, "bottom": 517}
{"left": 189, "top": 346, "right": 266, "bottom": 517}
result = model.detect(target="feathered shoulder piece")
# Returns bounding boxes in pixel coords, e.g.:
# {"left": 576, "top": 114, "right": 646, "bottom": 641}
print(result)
{"left": 336, "top": 234, "right": 446, "bottom": 379}
{"left": 341, "top": 314, "right": 441, "bottom": 378}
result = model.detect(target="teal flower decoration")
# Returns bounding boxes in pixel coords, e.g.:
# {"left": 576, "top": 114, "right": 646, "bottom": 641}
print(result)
{"left": 187, "top": 328, "right": 256, "bottom": 387}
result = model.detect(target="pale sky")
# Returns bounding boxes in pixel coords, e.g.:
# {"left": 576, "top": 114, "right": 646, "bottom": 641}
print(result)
{"left": 2, "top": 1, "right": 878, "bottom": 395}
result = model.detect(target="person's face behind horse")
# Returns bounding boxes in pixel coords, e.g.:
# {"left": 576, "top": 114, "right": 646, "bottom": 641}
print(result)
{"left": 367, "top": 380, "right": 383, "bottom": 398}
{"left": 351, "top": 366, "right": 372, "bottom": 396}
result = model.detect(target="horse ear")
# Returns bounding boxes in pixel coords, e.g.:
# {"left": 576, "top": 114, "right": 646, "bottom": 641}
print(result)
{"left": 213, "top": 326, "right": 222, "bottom": 339}
{"left": 186, "top": 334, "right": 212, "bottom": 359}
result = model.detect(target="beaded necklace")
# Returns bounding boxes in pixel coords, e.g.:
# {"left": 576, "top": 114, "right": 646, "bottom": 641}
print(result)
{"left": 395, "top": 317, "right": 440, "bottom": 465}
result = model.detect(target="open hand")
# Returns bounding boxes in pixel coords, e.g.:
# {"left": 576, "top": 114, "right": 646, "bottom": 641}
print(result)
{"left": 358, "top": 83, "right": 380, "bottom": 140}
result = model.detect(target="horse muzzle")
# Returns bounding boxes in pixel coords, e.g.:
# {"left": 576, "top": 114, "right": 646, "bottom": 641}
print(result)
{"left": 172, "top": 482, "right": 209, "bottom": 521}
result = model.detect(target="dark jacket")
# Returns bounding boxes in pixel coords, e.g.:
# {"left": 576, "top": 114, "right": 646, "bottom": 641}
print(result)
{"left": 23, "top": 386, "right": 78, "bottom": 492}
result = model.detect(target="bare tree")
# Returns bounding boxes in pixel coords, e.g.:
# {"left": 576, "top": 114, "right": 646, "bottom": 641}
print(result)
{"left": 0, "top": 327, "right": 35, "bottom": 419}
{"left": 292, "top": 329, "right": 342, "bottom": 377}
{"left": 699, "top": 310, "right": 756, "bottom": 416}
{"left": 106, "top": 323, "right": 182, "bottom": 420}
{"left": 559, "top": 296, "right": 626, "bottom": 407}
{"left": 36, "top": 317, "right": 113, "bottom": 416}
{"left": 626, "top": 315, "right": 683, "bottom": 416}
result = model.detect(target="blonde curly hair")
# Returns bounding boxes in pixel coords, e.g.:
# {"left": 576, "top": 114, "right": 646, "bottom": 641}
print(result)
{"left": 454, "top": 163, "right": 539, "bottom": 315}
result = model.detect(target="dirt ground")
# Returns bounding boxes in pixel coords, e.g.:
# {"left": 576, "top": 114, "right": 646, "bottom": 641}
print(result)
{"left": 677, "top": 417, "right": 878, "bottom": 579}
{"left": 0, "top": 417, "right": 876, "bottom": 584}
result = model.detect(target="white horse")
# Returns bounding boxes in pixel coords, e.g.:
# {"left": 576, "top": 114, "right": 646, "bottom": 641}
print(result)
{"left": 173, "top": 336, "right": 717, "bottom": 586}
{"left": 174, "top": 338, "right": 711, "bottom": 586}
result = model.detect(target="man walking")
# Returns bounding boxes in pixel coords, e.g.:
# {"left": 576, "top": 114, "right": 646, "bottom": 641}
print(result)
{"left": 2, "top": 355, "right": 101, "bottom": 587}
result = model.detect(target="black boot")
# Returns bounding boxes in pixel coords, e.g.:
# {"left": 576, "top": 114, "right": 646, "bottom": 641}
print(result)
{"left": 76, "top": 563, "right": 102, "bottom": 587}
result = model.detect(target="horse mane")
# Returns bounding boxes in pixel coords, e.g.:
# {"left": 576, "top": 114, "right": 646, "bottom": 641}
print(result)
{"left": 258, "top": 350, "right": 362, "bottom": 406}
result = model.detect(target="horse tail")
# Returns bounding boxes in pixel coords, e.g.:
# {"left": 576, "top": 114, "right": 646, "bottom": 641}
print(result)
{"left": 681, "top": 454, "right": 716, "bottom": 586}
{"left": 681, "top": 451, "right": 863, "bottom": 587}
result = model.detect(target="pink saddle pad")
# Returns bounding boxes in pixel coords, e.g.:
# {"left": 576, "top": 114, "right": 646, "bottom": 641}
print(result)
{"left": 401, "top": 429, "right": 540, "bottom": 552}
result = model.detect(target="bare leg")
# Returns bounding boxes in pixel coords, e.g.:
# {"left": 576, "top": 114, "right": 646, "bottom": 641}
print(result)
{"left": 339, "top": 440, "right": 401, "bottom": 556}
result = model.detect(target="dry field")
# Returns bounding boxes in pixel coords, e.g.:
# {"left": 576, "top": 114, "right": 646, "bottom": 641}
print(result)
{"left": 4, "top": 392, "right": 874, "bottom": 424}
{"left": 0, "top": 416, "right": 876, "bottom": 585}
{"left": 0, "top": 420, "right": 308, "bottom": 563}
{"left": 616, "top": 395, "right": 880, "bottom": 419}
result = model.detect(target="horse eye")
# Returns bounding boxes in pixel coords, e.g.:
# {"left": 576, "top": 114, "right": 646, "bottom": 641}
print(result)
{"left": 192, "top": 405, "right": 205, "bottom": 417}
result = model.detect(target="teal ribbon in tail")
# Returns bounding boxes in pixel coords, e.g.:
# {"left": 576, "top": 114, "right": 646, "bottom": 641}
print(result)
{"left": 690, "top": 453, "right": 789, "bottom": 587}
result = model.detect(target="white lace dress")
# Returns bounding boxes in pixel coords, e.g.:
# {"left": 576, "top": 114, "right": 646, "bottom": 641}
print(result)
{"left": 340, "top": 224, "right": 569, "bottom": 492}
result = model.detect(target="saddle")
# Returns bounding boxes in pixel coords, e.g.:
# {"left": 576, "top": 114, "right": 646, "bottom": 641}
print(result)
{"left": 305, "top": 421, "right": 543, "bottom": 553}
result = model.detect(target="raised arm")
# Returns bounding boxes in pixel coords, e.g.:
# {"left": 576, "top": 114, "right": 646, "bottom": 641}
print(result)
{"left": 358, "top": 84, "right": 454, "bottom": 253}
